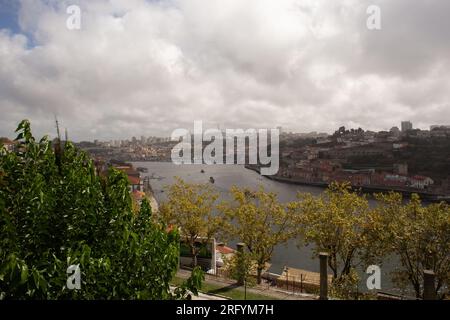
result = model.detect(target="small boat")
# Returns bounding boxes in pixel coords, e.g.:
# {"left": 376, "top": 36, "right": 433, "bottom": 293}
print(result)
{"left": 209, "top": 177, "right": 215, "bottom": 184}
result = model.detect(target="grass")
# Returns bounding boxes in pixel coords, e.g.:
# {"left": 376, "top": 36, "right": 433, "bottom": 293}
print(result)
{"left": 171, "top": 276, "right": 276, "bottom": 300}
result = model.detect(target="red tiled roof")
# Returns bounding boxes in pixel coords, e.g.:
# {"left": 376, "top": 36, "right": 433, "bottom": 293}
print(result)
{"left": 0, "top": 137, "right": 15, "bottom": 145}
{"left": 216, "top": 245, "right": 235, "bottom": 255}
{"left": 116, "top": 166, "right": 139, "bottom": 176}
{"left": 411, "top": 175, "right": 431, "bottom": 181}
{"left": 128, "top": 175, "right": 141, "bottom": 185}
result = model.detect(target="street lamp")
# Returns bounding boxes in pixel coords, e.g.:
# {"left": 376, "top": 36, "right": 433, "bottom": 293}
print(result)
{"left": 284, "top": 266, "right": 289, "bottom": 291}
{"left": 244, "top": 278, "right": 247, "bottom": 300}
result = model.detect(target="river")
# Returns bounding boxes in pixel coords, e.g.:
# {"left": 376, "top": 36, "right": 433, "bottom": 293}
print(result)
{"left": 133, "top": 161, "right": 405, "bottom": 294}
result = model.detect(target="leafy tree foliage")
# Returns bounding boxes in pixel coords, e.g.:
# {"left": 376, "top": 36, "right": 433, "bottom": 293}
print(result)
{"left": 372, "top": 193, "right": 450, "bottom": 299}
{"left": 291, "top": 183, "right": 449, "bottom": 299}
{"left": 289, "top": 182, "right": 381, "bottom": 299}
{"left": 220, "top": 187, "right": 296, "bottom": 284}
{"left": 290, "top": 183, "right": 372, "bottom": 282}
{"left": 159, "top": 178, "right": 222, "bottom": 267}
{"left": 0, "top": 120, "right": 201, "bottom": 299}
{"left": 224, "top": 247, "right": 257, "bottom": 288}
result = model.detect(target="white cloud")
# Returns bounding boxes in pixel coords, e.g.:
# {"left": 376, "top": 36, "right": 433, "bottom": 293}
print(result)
{"left": 0, "top": 0, "right": 449, "bottom": 140}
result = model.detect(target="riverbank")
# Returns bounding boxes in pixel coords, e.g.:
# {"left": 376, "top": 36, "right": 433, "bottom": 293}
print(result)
{"left": 245, "top": 165, "right": 450, "bottom": 203}
{"left": 141, "top": 176, "right": 160, "bottom": 213}
{"left": 131, "top": 161, "right": 410, "bottom": 292}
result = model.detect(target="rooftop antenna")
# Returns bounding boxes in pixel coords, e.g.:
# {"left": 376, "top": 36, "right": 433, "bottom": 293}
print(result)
{"left": 54, "top": 115, "right": 61, "bottom": 141}
{"left": 54, "top": 115, "right": 62, "bottom": 173}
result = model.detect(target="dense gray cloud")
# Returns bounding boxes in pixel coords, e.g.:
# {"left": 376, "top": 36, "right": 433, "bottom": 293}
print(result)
{"left": 0, "top": 0, "right": 449, "bottom": 141}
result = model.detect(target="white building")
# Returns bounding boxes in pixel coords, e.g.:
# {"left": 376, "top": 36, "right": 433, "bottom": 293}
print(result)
{"left": 409, "top": 175, "right": 434, "bottom": 189}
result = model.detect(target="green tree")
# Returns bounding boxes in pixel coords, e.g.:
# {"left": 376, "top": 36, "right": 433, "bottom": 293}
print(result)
{"left": 159, "top": 177, "right": 221, "bottom": 267}
{"left": 289, "top": 182, "right": 374, "bottom": 297}
{"left": 372, "top": 193, "right": 450, "bottom": 299}
{"left": 220, "top": 187, "right": 296, "bottom": 284}
{"left": 224, "top": 247, "right": 256, "bottom": 289}
{"left": 0, "top": 120, "right": 201, "bottom": 299}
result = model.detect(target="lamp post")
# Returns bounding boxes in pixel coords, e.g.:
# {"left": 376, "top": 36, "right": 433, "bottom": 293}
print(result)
{"left": 236, "top": 243, "right": 245, "bottom": 286}
{"left": 244, "top": 278, "right": 247, "bottom": 300}
{"left": 284, "top": 266, "right": 289, "bottom": 291}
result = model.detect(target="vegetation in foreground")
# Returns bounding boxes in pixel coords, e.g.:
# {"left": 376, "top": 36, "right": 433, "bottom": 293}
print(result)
{"left": 0, "top": 120, "right": 202, "bottom": 299}
{"left": 1, "top": 120, "right": 448, "bottom": 300}
{"left": 162, "top": 179, "right": 449, "bottom": 299}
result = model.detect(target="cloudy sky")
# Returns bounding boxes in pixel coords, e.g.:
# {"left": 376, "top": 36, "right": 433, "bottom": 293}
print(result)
{"left": 0, "top": 0, "right": 449, "bottom": 141}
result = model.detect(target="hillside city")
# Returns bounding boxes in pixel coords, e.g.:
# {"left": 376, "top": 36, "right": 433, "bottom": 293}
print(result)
{"left": 15, "top": 121, "right": 446, "bottom": 200}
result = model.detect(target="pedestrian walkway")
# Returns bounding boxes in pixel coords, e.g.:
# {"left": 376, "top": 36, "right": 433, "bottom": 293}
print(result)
{"left": 176, "top": 269, "right": 317, "bottom": 300}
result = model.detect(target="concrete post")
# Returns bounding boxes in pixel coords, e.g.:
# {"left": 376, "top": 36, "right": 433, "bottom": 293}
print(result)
{"left": 423, "top": 270, "right": 436, "bottom": 300}
{"left": 236, "top": 243, "right": 246, "bottom": 286}
{"left": 319, "top": 252, "right": 329, "bottom": 300}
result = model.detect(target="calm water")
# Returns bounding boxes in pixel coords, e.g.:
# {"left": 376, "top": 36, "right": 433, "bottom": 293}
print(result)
{"left": 133, "top": 161, "right": 402, "bottom": 293}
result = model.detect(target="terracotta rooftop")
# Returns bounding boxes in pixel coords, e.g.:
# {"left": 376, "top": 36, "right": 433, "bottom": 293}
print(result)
{"left": 127, "top": 175, "right": 141, "bottom": 185}
{"left": 411, "top": 175, "right": 431, "bottom": 181}
{"left": 216, "top": 245, "right": 235, "bottom": 255}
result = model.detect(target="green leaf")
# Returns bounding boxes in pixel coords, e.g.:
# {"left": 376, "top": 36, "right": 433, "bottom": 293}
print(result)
{"left": 20, "top": 265, "right": 29, "bottom": 284}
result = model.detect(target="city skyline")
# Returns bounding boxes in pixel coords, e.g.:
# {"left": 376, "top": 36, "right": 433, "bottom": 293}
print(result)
{"left": 2, "top": 117, "right": 449, "bottom": 142}
{"left": 1, "top": 0, "right": 450, "bottom": 141}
